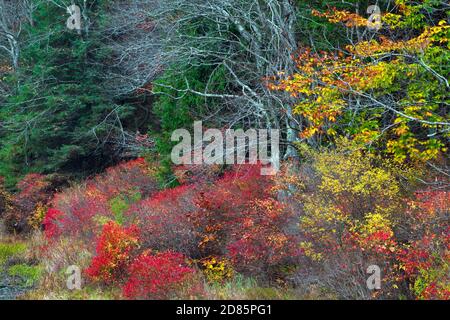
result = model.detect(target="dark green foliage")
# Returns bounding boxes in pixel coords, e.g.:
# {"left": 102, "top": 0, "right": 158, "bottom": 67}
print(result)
{"left": 0, "top": 1, "right": 137, "bottom": 188}
{"left": 150, "top": 65, "right": 226, "bottom": 186}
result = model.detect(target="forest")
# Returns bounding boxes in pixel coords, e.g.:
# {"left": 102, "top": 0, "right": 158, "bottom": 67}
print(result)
{"left": 0, "top": 0, "right": 448, "bottom": 300}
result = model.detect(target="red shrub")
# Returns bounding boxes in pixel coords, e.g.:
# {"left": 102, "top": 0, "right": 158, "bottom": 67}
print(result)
{"left": 395, "top": 189, "right": 450, "bottom": 300}
{"left": 42, "top": 208, "right": 64, "bottom": 239}
{"left": 191, "top": 164, "right": 275, "bottom": 257}
{"left": 226, "top": 198, "right": 300, "bottom": 276}
{"left": 86, "top": 221, "right": 140, "bottom": 284}
{"left": 122, "top": 251, "right": 196, "bottom": 300}
{"left": 124, "top": 163, "right": 296, "bottom": 279}
{"left": 48, "top": 158, "right": 157, "bottom": 241}
{"left": 189, "top": 164, "right": 299, "bottom": 278}
{"left": 3, "top": 173, "right": 67, "bottom": 233}
{"left": 49, "top": 188, "right": 111, "bottom": 241}
{"left": 90, "top": 158, "right": 157, "bottom": 198}
{"left": 126, "top": 185, "right": 199, "bottom": 257}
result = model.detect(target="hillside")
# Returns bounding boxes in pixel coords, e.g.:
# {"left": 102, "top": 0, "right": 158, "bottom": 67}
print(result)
{"left": 0, "top": 0, "right": 448, "bottom": 301}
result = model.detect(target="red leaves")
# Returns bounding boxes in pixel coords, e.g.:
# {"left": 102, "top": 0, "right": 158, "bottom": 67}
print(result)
{"left": 226, "top": 198, "right": 299, "bottom": 275}
{"left": 126, "top": 163, "right": 297, "bottom": 279}
{"left": 190, "top": 164, "right": 298, "bottom": 276}
{"left": 122, "top": 251, "right": 196, "bottom": 300}
{"left": 42, "top": 208, "right": 64, "bottom": 239}
{"left": 86, "top": 221, "right": 140, "bottom": 284}
{"left": 46, "top": 158, "right": 157, "bottom": 241}
{"left": 3, "top": 173, "right": 66, "bottom": 233}
{"left": 126, "top": 184, "right": 198, "bottom": 256}
{"left": 394, "top": 189, "right": 450, "bottom": 299}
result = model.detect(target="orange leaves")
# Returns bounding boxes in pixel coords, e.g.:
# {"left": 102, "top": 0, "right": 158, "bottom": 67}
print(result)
{"left": 86, "top": 221, "right": 140, "bottom": 284}
{"left": 312, "top": 8, "right": 368, "bottom": 28}
{"left": 269, "top": 48, "right": 384, "bottom": 139}
{"left": 268, "top": 5, "right": 449, "bottom": 162}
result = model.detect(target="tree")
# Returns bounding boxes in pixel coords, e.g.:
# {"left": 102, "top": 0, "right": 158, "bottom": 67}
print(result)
{"left": 269, "top": 0, "right": 449, "bottom": 165}
{"left": 108, "top": 0, "right": 300, "bottom": 160}
{"left": 0, "top": 1, "right": 148, "bottom": 187}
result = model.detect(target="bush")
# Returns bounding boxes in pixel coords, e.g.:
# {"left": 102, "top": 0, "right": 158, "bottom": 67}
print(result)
{"left": 122, "top": 251, "right": 198, "bottom": 300}
{"left": 192, "top": 164, "right": 274, "bottom": 257}
{"left": 293, "top": 141, "right": 405, "bottom": 299}
{"left": 46, "top": 158, "right": 157, "bottom": 242}
{"left": 3, "top": 174, "right": 68, "bottom": 233}
{"left": 191, "top": 164, "right": 299, "bottom": 279}
{"left": 126, "top": 185, "right": 199, "bottom": 257}
{"left": 42, "top": 208, "right": 64, "bottom": 240}
{"left": 85, "top": 221, "right": 140, "bottom": 284}
{"left": 125, "top": 163, "right": 297, "bottom": 280}
{"left": 226, "top": 198, "right": 299, "bottom": 277}
{"left": 396, "top": 189, "right": 449, "bottom": 300}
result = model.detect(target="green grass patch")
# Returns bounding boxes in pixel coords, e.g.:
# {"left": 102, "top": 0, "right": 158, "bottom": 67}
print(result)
{"left": 0, "top": 242, "right": 27, "bottom": 265}
{"left": 8, "top": 264, "right": 43, "bottom": 287}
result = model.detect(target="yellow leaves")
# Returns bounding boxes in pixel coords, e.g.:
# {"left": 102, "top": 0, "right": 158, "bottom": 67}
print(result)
{"left": 266, "top": 6, "right": 448, "bottom": 163}
{"left": 353, "top": 129, "right": 379, "bottom": 144}
{"left": 312, "top": 9, "right": 368, "bottom": 28}
{"left": 382, "top": 13, "right": 403, "bottom": 29}
{"left": 362, "top": 212, "right": 393, "bottom": 235}
{"left": 28, "top": 202, "right": 48, "bottom": 230}
{"left": 299, "top": 241, "right": 323, "bottom": 262}
{"left": 201, "top": 256, "right": 234, "bottom": 283}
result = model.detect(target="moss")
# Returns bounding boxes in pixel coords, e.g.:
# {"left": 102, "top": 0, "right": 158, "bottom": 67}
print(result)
{"left": 8, "top": 264, "right": 43, "bottom": 287}
{"left": 0, "top": 242, "right": 27, "bottom": 265}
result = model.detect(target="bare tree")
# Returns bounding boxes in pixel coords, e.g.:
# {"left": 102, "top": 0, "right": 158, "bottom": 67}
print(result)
{"left": 0, "top": 0, "right": 42, "bottom": 71}
{"left": 155, "top": 0, "right": 299, "bottom": 157}
{"left": 102, "top": 0, "right": 300, "bottom": 158}
{"left": 0, "top": 0, "right": 23, "bottom": 70}
{"left": 98, "top": 0, "right": 163, "bottom": 96}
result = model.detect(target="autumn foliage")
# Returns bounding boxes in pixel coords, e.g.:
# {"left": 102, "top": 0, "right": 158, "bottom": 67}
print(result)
{"left": 123, "top": 251, "right": 197, "bottom": 300}
{"left": 269, "top": 4, "right": 449, "bottom": 162}
{"left": 1, "top": 173, "right": 67, "bottom": 233}
{"left": 86, "top": 221, "right": 140, "bottom": 284}
{"left": 44, "top": 158, "right": 157, "bottom": 241}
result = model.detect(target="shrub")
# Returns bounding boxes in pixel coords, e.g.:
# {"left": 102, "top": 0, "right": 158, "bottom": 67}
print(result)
{"left": 126, "top": 185, "right": 199, "bottom": 257}
{"left": 192, "top": 164, "right": 274, "bottom": 257}
{"left": 226, "top": 198, "right": 300, "bottom": 277}
{"left": 47, "top": 158, "right": 157, "bottom": 241}
{"left": 293, "top": 142, "right": 405, "bottom": 299}
{"left": 3, "top": 174, "right": 68, "bottom": 233}
{"left": 90, "top": 158, "right": 157, "bottom": 199}
{"left": 396, "top": 189, "right": 449, "bottom": 300}
{"left": 122, "top": 251, "right": 197, "bottom": 300}
{"left": 201, "top": 256, "right": 234, "bottom": 283}
{"left": 85, "top": 221, "right": 140, "bottom": 284}
{"left": 190, "top": 164, "right": 299, "bottom": 279}
{"left": 42, "top": 208, "right": 64, "bottom": 240}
